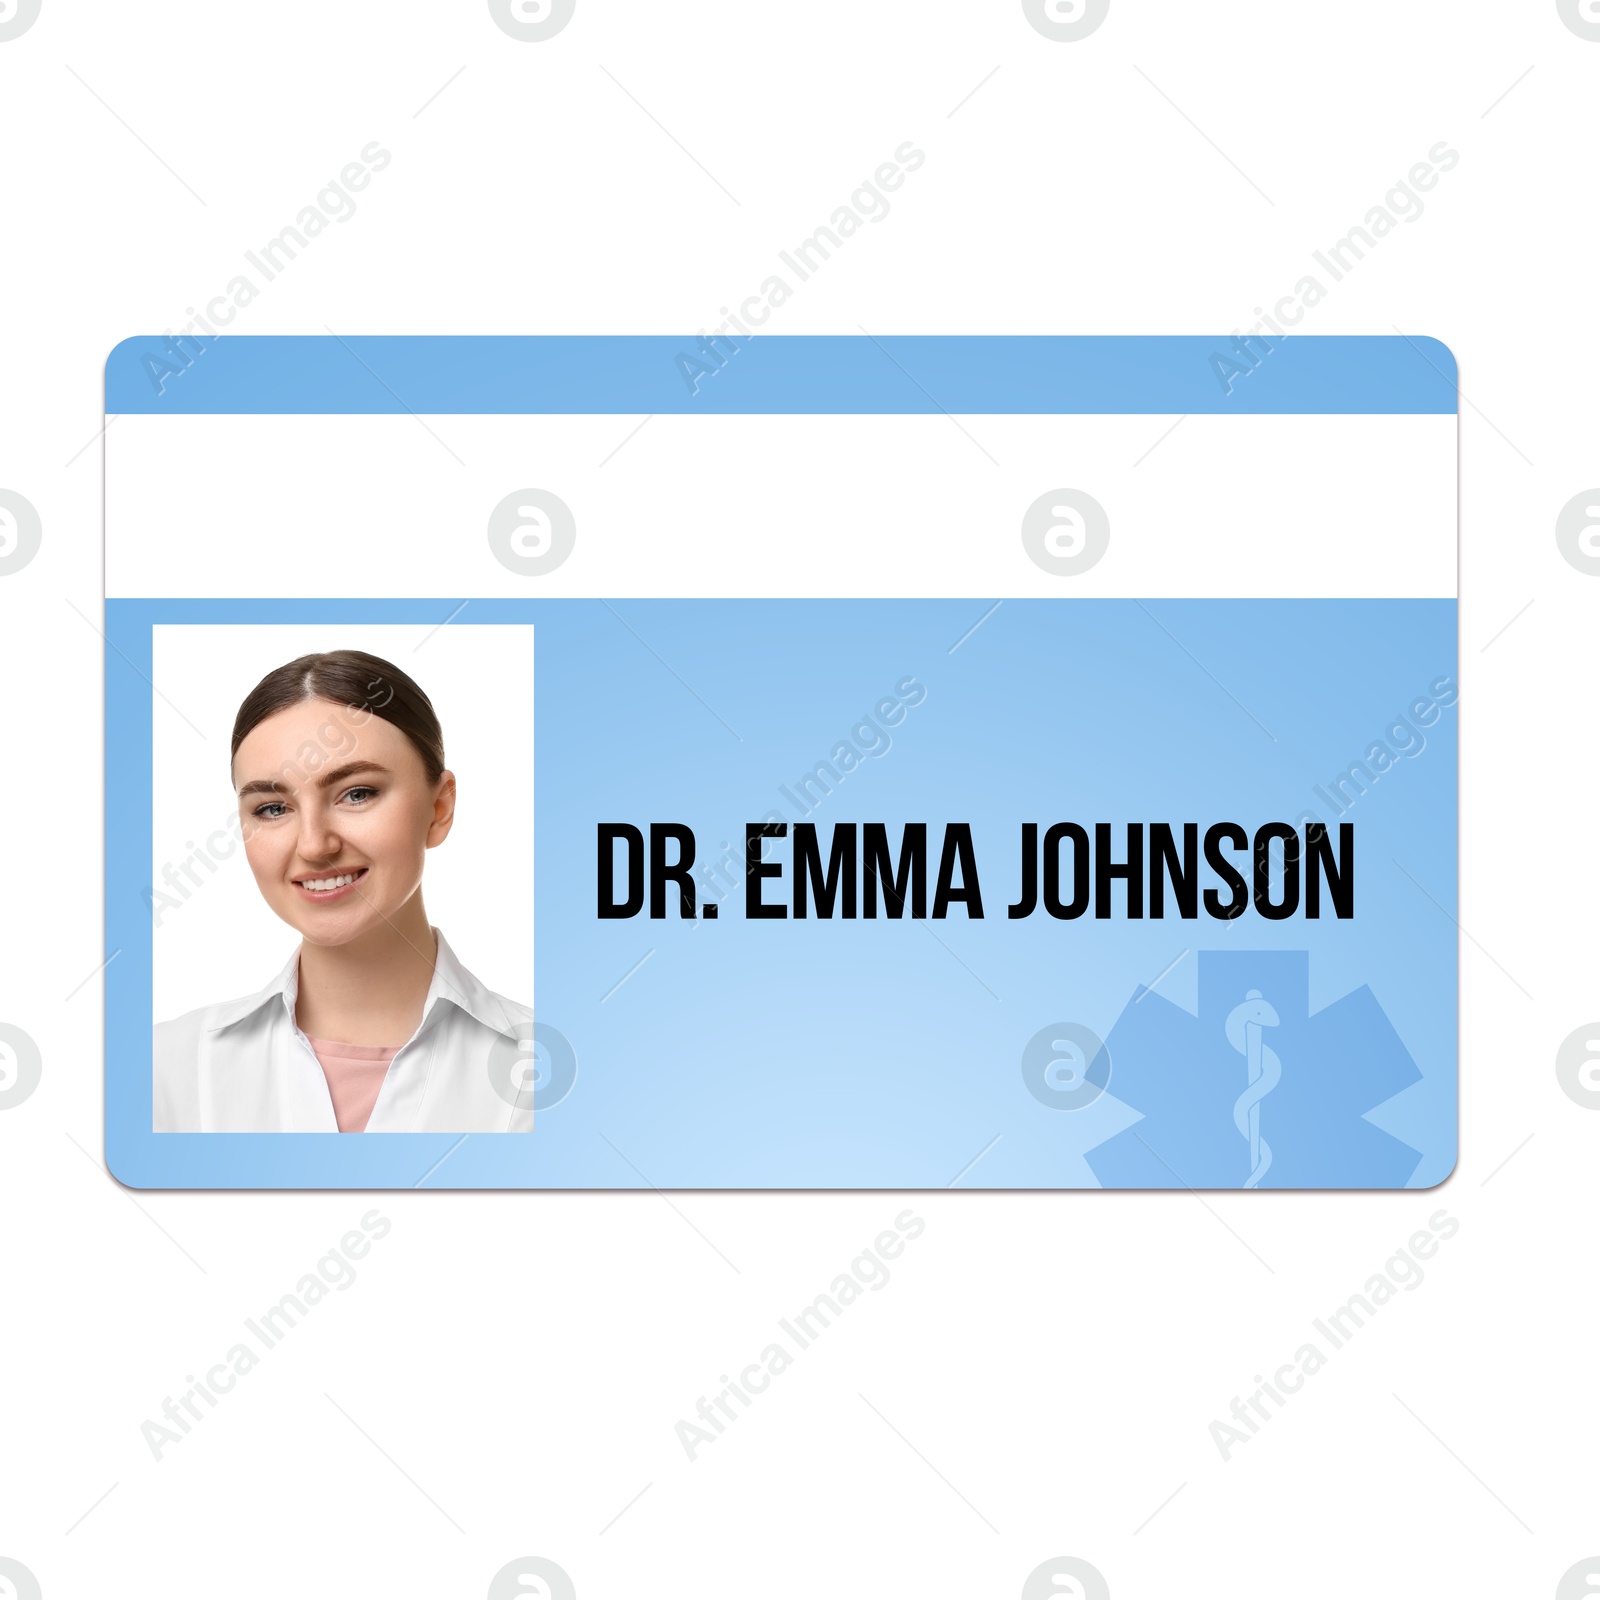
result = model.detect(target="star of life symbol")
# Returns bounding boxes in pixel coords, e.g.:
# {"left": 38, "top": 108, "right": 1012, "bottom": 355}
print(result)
{"left": 1084, "top": 950, "right": 1423, "bottom": 1189}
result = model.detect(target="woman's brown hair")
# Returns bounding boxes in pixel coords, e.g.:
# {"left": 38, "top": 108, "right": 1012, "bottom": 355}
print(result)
{"left": 231, "top": 650, "right": 445, "bottom": 783}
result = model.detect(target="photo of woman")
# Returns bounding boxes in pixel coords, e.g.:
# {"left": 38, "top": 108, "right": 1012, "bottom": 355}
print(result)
{"left": 153, "top": 649, "right": 533, "bottom": 1134}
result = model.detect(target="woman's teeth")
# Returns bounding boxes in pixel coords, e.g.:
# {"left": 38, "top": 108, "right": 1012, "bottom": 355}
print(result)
{"left": 301, "top": 872, "right": 362, "bottom": 891}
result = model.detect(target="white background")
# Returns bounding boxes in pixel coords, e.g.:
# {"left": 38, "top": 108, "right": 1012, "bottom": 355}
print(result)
{"left": 0, "top": 4, "right": 1590, "bottom": 1599}
{"left": 149, "top": 624, "right": 534, "bottom": 1021}
{"left": 108, "top": 413, "right": 1457, "bottom": 598}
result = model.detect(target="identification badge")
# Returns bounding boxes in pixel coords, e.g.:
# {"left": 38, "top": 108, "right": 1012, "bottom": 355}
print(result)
{"left": 104, "top": 335, "right": 1457, "bottom": 1189}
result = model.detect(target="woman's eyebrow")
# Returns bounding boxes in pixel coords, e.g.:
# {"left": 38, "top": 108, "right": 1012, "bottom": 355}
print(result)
{"left": 316, "top": 760, "right": 391, "bottom": 788}
{"left": 236, "top": 778, "right": 284, "bottom": 798}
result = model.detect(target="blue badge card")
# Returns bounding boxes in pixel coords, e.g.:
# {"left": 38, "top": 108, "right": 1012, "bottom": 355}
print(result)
{"left": 103, "top": 335, "right": 1457, "bottom": 1189}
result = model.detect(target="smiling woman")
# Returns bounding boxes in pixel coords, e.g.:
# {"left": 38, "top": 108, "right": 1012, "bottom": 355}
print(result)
{"left": 152, "top": 650, "right": 533, "bottom": 1135}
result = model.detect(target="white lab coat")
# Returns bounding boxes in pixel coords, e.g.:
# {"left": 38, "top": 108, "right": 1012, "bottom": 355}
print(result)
{"left": 153, "top": 929, "right": 533, "bottom": 1133}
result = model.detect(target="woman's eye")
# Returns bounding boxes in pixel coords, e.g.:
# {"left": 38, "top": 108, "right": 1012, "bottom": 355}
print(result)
{"left": 253, "top": 802, "right": 289, "bottom": 820}
{"left": 341, "top": 786, "right": 379, "bottom": 805}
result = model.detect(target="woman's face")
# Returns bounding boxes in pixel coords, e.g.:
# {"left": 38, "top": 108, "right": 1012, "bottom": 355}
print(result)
{"left": 233, "top": 697, "right": 454, "bottom": 947}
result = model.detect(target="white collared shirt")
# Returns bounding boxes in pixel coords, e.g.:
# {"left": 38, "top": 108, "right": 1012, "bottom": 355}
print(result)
{"left": 153, "top": 929, "right": 533, "bottom": 1133}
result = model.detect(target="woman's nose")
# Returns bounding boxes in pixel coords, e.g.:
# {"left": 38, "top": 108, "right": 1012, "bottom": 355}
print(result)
{"left": 297, "top": 809, "right": 342, "bottom": 862}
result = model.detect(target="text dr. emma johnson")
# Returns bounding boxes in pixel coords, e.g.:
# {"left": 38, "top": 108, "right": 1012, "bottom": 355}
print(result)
{"left": 153, "top": 651, "right": 532, "bottom": 1133}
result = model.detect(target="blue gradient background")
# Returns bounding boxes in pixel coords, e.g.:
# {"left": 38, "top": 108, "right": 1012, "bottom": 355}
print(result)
{"left": 103, "top": 334, "right": 1459, "bottom": 415}
{"left": 105, "top": 597, "right": 1456, "bottom": 1190}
